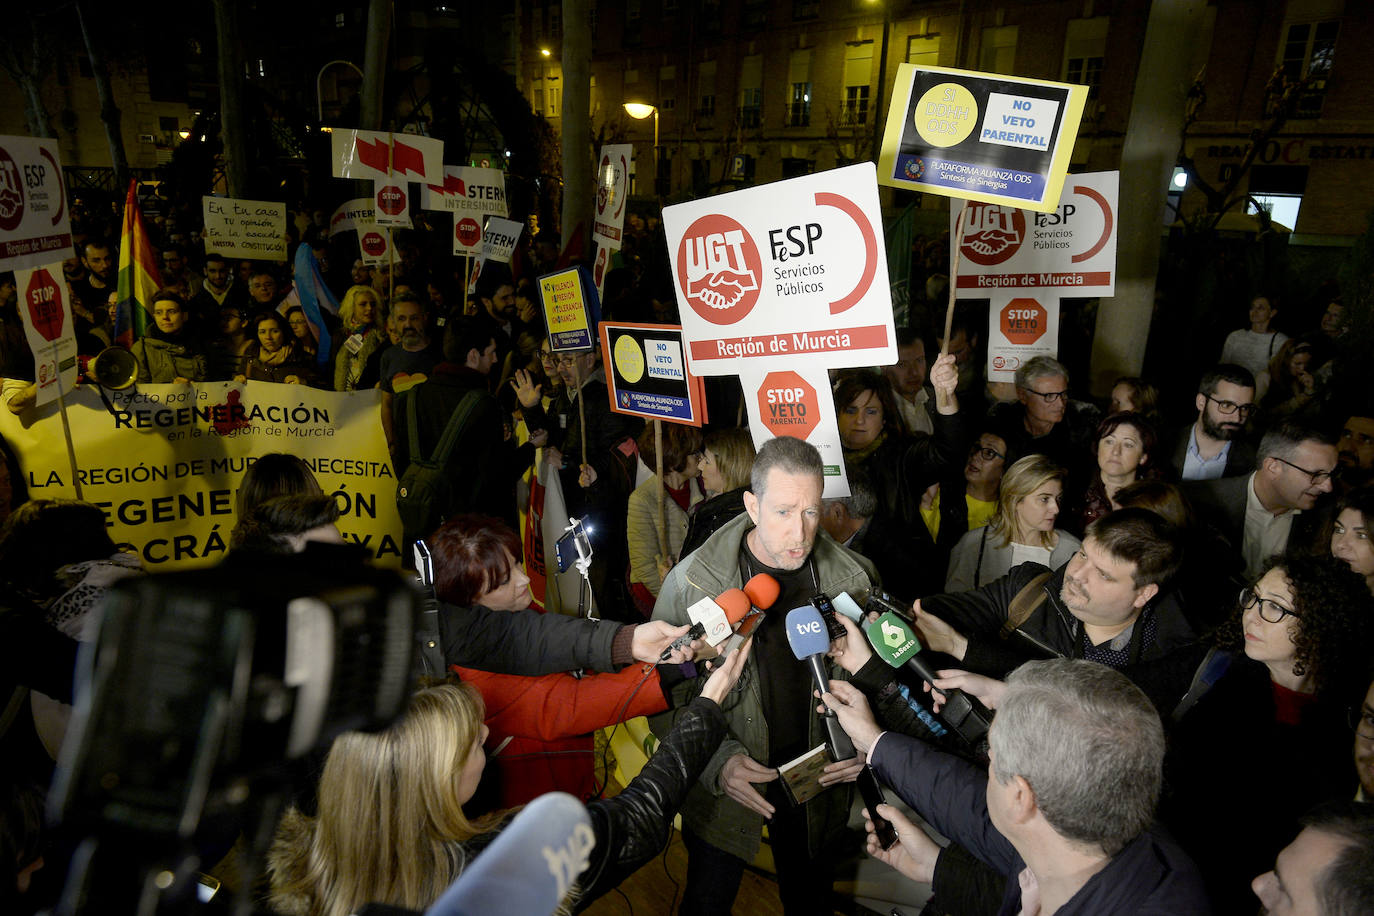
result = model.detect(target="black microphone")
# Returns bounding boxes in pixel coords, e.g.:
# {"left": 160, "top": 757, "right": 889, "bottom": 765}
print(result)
{"left": 866, "top": 612, "right": 991, "bottom": 749}
{"left": 785, "top": 606, "right": 857, "bottom": 761}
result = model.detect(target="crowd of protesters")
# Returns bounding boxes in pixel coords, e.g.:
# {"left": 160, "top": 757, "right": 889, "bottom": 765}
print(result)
{"left": 0, "top": 186, "right": 1373, "bottom": 916}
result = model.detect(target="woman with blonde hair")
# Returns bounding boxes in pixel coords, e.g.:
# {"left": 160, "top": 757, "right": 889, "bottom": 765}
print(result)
{"left": 943, "top": 454, "right": 1080, "bottom": 592}
{"left": 269, "top": 645, "right": 751, "bottom": 916}
{"left": 679, "top": 428, "right": 758, "bottom": 560}
{"left": 331, "top": 285, "right": 386, "bottom": 391}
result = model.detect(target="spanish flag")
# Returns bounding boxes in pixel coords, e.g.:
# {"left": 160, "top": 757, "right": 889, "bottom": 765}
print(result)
{"left": 114, "top": 180, "right": 162, "bottom": 346}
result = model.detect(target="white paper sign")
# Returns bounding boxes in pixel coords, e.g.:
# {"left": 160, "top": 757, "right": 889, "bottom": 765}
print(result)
{"left": 330, "top": 129, "right": 444, "bottom": 182}
{"left": 593, "top": 143, "right": 632, "bottom": 250}
{"left": 739, "top": 365, "right": 850, "bottom": 499}
{"left": 202, "top": 196, "right": 287, "bottom": 261}
{"left": 0, "top": 135, "right": 73, "bottom": 272}
{"left": 373, "top": 179, "right": 411, "bottom": 228}
{"left": 952, "top": 171, "right": 1118, "bottom": 297}
{"left": 421, "top": 166, "right": 508, "bottom": 217}
{"left": 14, "top": 261, "right": 78, "bottom": 407}
{"left": 355, "top": 220, "right": 391, "bottom": 267}
{"left": 479, "top": 216, "right": 524, "bottom": 264}
{"left": 985, "top": 290, "right": 1061, "bottom": 383}
{"left": 662, "top": 163, "right": 895, "bottom": 377}
{"left": 329, "top": 198, "right": 372, "bottom": 235}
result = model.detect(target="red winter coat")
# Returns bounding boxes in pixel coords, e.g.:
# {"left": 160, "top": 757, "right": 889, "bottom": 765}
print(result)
{"left": 455, "top": 663, "right": 670, "bottom": 806}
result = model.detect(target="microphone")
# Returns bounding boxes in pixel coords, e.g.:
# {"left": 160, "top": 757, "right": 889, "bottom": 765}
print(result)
{"left": 424, "top": 791, "right": 593, "bottom": 916}
{"left": 865, "top": 612, "right": 991, "bottom": 748}
{"left": 831, "top": 592, "right": 868, "bottom": 628}
{"left": 723, "top": 573, "right": 780, "bottom": 650}
{"left": 784, "top": 606, "right": 857, "bottom": 761}
{"left": 661, "top": 588, "right": 752, "bottom": 661}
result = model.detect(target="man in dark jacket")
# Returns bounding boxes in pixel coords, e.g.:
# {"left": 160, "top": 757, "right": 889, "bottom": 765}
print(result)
{"left": 914, "top": 508, "right": 1201, "bottom": 714}
{"left": 1164, "top": 363, "right": 1257, "bottom": 481}
{"left": 823, "top": 658, "right": 1209, "bottom": 915}
{"left": 392, "top": 316, "right": 517, "bottom": 537}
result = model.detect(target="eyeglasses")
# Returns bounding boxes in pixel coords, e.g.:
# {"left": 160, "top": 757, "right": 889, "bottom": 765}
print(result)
{"left": 1239, "top": 587, "right": 1301, "bottom": 624}
{"left": 970, "top": 444, "right": 1006, "bottom": 462}
{"left": 1351, "top": 706, "right": 1374, "bottom": 740}
{"left": 1271, "top": 456, "right": 1340, "bottom": 485}
{"left": 1202, "top": 394, "right": 1255, "bottom": 418}
{"left": 1020, "top": 387, "right": 1068, "bottom": 404}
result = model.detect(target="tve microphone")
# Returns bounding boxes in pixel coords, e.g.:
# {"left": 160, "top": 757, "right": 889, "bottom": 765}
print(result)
{"left": 866, "top": 612, "right": 991, "bottom": 748}
{"left": 785, "top": 606, "right": 857, "bottom": 761}
{"left": 425, "top": 791, "right": 593, "bottom": 916}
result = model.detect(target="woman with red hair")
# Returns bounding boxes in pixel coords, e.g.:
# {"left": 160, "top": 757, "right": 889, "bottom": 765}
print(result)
{"left": 429, "top": 514, "right": 683, "bottom": 807}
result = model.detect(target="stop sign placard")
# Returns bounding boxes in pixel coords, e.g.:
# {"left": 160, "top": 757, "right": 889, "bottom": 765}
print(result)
{"left": 24, "top": 268, "right": 65, "bottom": 342}
{"left": 455, "top": 217, "right": 482, "bottom": 248}
{"left": 757, "top": 370, "right": 819, "bottom": 440}
{"left": 360, "top": 231, "right": 387, "bottom": 257}
{"left": 376, "top": 184, "right": 406, "bottom": 215}
{"left": 1000, "top": 297, "right": 1047, "bottom": 346}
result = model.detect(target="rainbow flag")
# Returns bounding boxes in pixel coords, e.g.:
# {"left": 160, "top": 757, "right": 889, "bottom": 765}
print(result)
{"left": 114, "top": 180, "right": 162, "bottom": 346}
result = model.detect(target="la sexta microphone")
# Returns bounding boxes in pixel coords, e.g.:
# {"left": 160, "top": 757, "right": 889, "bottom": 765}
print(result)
{"left": 660, "top": 588, "right": 752, "bottom": 661}
{"left": 865, "top": 611, "right": 991, "bottom": 748}
{"left": 425, "top": 791, "right": 593, "bottom": 916}
{"left": 784, "top": 606, "right": 857, "bottom": 761}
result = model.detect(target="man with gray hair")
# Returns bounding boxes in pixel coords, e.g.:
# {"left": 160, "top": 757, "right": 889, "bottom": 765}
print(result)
{"left": 1185, "top": 418, "right": 1338, "bottom": 579}
{"left": 650, "top": 435, "right": 879, "bottom": 914}
{"left": 823, "top": 658, "right": 1208, "bottom": 912}
{"left": 990, "top": 355, "right": 1099, "bottom": 478}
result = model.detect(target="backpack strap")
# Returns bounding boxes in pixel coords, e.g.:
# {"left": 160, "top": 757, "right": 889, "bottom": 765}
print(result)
{"left": 404, "top": 387, "right": 424, "bottom": 464}
{"left": 1000, "top": 570, "right": 1052, "bottom": 640}
{"left": 1170, "top": 647, "right": 1234, "bottom": 725}
{"left": 429, "top": 390, "right": 485, "bottom": 465}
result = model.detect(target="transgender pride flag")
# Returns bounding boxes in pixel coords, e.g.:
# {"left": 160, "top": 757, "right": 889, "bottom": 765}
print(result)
{"left": 292, "top": 243, "right": 337, "bottom": 367}
{"left": 114, "top": 180, "right": 162, "bottom": 347}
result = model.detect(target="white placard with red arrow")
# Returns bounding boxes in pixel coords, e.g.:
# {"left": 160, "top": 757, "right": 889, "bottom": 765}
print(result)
{"left": 330, "top": 130, "right": 444, "bottom": 183}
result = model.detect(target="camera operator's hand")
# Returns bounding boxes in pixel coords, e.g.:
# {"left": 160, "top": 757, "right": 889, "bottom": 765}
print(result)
{"left": 631, "top": 620, "right": 701, "bottom": 664}
{"left": 912, "top": 600, "right": 968, "bottom": 661}
{"left": 864, "top": 803, "right": 939, "bottom": 884}
{"left": 818, "top": 680, "right": 882, "bottom": 757}
{"left": 827, "top": 611, "right": 872, "bottom": 675}
{"left": 699, "top": 637, "right": 752, "bottom": 704}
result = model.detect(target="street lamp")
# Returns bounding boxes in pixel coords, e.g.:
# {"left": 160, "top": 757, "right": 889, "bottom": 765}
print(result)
{"left": 624, "top": 102, "right": 659, "bottom": 197}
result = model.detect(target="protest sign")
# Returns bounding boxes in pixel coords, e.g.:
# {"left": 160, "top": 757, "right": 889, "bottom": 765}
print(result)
{"left": 662, "top": 163, "right": 895, "bottom": 377}
{"left": 540, "top": 267, "right": 600, "bottom": 352}
{"left": 599, "top": 322, "right": 705, "bottom": 426}
{"left": 877, "top": 64, "right": 1087, "bottom": 213}
{"left": 329, "top": 197, "right": 372, "bottom": 235}
{"left": 422, "top": 166, "right": 509, "bottom": 217}
{"left": 201, "top": 196, "right": 287, "bottom": 261}
{"left": 373, "top": 179, "right": 411, "bottom": 228}
{"left": 985, "top": 292, "right": 1061, "bottom": 382}
{"left": 0, "top": 135, "right": 72, "bottom": 272}
{"left": 592, "top": 144, "right": 632, "bottom": 250}
{"left": 14, "top": 261, "right": 78, "bottom": 407}
{"left": 453, "top": 215, "right": 483, "bottom": 255}
{"left": 331, "top": 129, "right": 444, "bottom": 183}
{"left": 739, "top": 366, "right": 849, "bottom": 498}
{"left": 0, "top": 381, "right": 403, "bottom": 570}
{"left": 356, "top": 220, "right": 391, "bottom": 267}
{"left": 480, "top": 216, "right": 524, "bottom": 263}
{"left": 952, "top": 171, "right": 1118, "bottom": 297}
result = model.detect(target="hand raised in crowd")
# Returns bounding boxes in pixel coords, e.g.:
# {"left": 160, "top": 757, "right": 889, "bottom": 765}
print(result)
{"left": 911, "top": 600, "right": 968, "bottom": 661}
{"left": 863, "top": 803, "right": 941, "bottom": 885}
{"left": 827, "top": 611, "right": 873, "bottom": 676}
{"left": 818, "top": 680, "right": 882, "bottom": 756}
{"left": 630, "top": 619, "right": 702, "bottom": 665}
{"left": 510, "top": 368, "right": 542, "bottom": 409}
{"left": 929, "top": 352, "right": 959, "bottom": 401}
{"left": 719, "top": 753, "right": 778, "bottom": 818}
{"left": 699, "top": 637, "right": 753, "bottom": 704}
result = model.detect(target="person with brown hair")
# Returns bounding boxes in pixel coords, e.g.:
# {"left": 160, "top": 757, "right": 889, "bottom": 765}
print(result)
{"left": 626, "top": 422, "right": 705, "bottom": 607}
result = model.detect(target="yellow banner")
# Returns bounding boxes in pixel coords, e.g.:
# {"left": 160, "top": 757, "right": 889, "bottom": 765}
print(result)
{"left": 0, "top": 381, "right": 403, "bottom": 569}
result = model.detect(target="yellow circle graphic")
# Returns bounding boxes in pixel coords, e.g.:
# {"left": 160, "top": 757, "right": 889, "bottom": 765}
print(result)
{"left": 913, "top": 83, "right": 979, "bottom": 148}
{"left": 613, "top": 335, "right": 645, "bottom": 384}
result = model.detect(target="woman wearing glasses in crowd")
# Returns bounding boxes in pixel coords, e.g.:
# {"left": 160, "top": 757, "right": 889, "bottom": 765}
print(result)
{"left": 914, "top": 427, "right": 1013, "bottom": 594}
{"left": 943, "top": 454, "right": 1081, "bottom": 593}
{"left": 1162, "top": 553, "right": 1374, "bottom": 914}
{"left": 1064, "top": 412, "right": 1165, "bottom": 537}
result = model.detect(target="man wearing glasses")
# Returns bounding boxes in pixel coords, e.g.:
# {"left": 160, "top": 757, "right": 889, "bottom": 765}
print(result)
{"left": 1166, "top": 364, "right": 1258, "bottom": 481}
{"left": 991, "top": 356, "right": 1097, "bottom": 478}
{"left": 1186, "top": 419, "right": 1339, "bottom": 580}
